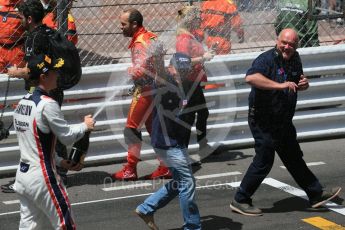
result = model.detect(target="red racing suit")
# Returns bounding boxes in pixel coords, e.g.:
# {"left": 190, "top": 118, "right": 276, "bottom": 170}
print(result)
{"left": 198, "top": 0, "right": 244, "bottom": 54}
{"left": 125, "top": 26, "right": 157, "bottom": 165}
{"left": 0, "top": 0, "right": 25, "bottom": 73}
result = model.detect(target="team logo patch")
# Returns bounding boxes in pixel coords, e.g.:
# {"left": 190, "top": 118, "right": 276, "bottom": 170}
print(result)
{"left": 54, "top": 58, "right": 64, "bottom": 68}
{"left": 277, "top": 68, "right": 284, "bottom": 76}
{"left": 20, "top": 162, "right": 30, "bottom": 173}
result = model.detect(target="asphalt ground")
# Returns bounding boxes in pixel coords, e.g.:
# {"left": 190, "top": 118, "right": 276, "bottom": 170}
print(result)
{"left": 0, "top": 138, "right": 344, "bottom": 230}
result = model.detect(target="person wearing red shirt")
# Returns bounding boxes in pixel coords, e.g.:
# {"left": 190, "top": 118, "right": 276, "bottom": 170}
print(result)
{"left": 112, "top": 9, "right": 171, "bottom": 181}
{"left": 0, "top": 0, "right": 25, "bottom": 73}
{"left": 176, "top": 6, "right": 214, "bottom": 154}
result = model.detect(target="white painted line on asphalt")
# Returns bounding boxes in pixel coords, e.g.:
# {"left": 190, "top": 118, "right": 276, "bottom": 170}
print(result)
{"left": 197, "top": 181, "right": 240, "bottom": 189}
{"left": 0, "top": 210, "right": 20, "bottom": 216}
{"left": 3, "top": 200, "right": 19, "bottom": 205}
{"left": 102, "top": 171, "right": 242, "bottom": 192}
{"left": 263, "top": 178, "right": 345, "bottom": 216}
{"left": 195, "top": 171, "right": 241, "bottom": 180}
{"left": 280, "top": 162, "right": 326, "bottom": 169}
{"left": 102, "top": 182, "right": 152, "bottom": 192}
{"left": 76, "top": 182, "right": 241, "bottom": 206}
{"left": 0, "top": 179, "right": 242, "bottom": 216}
{"left": 72, "top": 192, "right": 154, "bottom": 206}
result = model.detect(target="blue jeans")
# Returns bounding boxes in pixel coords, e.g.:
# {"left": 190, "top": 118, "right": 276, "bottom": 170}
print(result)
{"left": 136, "top": 147, "right": 201, "bottom": 230}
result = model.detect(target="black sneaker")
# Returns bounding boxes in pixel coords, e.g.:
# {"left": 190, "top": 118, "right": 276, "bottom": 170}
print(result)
{"left": 310, "top": 187, "right": 341, "bottom": 208}
{"left": 1, "top": 181, "right": 15, "bottom": 193}
{"left": 230, "top": 200, "right": 263, "bottom": 216}
{"left": 1, "top": 180, "right": 15, "bottom": 190}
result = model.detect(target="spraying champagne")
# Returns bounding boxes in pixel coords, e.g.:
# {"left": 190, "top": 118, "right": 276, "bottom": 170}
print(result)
{"left": 68, "top": 131, "right": 90, "bottom": 165}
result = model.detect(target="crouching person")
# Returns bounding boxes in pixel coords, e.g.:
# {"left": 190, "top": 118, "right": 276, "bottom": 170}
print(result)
{"left": 13, "top": 54, "right": 95, "bottom": 230}
{"left": 136, "top": 53, "right": 201, "bottom": 230}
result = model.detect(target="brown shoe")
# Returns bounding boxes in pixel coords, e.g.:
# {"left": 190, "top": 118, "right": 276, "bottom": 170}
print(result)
{"left": 230, "top": 200, "right": 263, "bottom": 216}
{"left": 310, "top": 187, "right": 341, "bottom": 208}
{"left": 135, "top": 209, "right": 159, "bottom": 230}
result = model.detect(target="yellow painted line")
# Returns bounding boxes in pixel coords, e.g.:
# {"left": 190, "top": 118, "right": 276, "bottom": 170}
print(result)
{"left": 302, "top": 217, "right": 345, "bottom": 230}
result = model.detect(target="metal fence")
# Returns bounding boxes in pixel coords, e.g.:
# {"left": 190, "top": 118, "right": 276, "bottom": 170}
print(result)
{"left": 70, "top": 0, "right": 345, "bottom": 66}
{"left": 0, "top": 0, "right": 344, "bottom": 69}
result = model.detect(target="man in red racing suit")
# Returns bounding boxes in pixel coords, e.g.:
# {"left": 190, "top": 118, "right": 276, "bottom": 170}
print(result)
{"left": 112, "top": 9, "right": 171, "bottom": 180}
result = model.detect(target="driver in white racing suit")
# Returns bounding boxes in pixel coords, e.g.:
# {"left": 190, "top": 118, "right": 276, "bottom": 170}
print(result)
{"left": 13, "top": 53, "right": 95, "bottom": 230}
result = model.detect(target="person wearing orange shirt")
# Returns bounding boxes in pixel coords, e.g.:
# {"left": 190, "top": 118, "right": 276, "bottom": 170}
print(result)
{"left": 42, "top": 0, "right": 78, "bottom": 45}
{"left": 112, "top": 9, "right": 172, "bottom": 181}
{"left": 0, "top": 0, "right": 25, "bottom": 73}
{"left": 199, "top": 0, "right": 244, "bottom": 55}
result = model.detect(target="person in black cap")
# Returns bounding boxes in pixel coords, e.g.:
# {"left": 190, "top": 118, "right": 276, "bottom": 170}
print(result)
{"left": 13, "top": 53, "right": 95, "bottom": 229}
{"left": 135, "top": 53, "right": 201, "bottom": 230}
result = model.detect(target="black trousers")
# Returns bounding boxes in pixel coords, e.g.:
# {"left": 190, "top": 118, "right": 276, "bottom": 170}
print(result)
{"left": 235, "top": 115, "right": 322, "bottom": 203}
{"left": 184, "top": 83, "right": 209, "bottom": 146}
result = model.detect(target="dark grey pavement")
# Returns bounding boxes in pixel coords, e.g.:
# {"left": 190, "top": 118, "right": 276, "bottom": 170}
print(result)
{"left": 1, "top": 138, "right": 344, "bottom": 229}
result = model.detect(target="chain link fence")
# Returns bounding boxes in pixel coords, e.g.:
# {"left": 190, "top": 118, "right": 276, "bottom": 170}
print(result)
{"left": 68, "top": 0, "right": 344, "bottom": 66}
{"left": 0, "top": 0, "right": 344, "bottom": 69}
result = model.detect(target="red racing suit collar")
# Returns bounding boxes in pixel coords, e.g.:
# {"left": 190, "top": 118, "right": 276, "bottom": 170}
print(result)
{"left": 128, "top": 26, "right": 147, "bottom": 49}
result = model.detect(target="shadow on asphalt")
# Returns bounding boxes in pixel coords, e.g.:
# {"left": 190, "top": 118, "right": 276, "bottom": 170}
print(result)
{"left": 200, "top": 146, "right": 253, "bottom": 164}
{"left": 66, "top": 171, "right": 112, "bottom": 188}
{"left": 261, "top": 196, "right": 330, "bottom": 213}
{"left": 200, "top": 215, "right": 243, "bottom": 230}
{"left": 168, "top": 215, "right": 243, "bottom": 230}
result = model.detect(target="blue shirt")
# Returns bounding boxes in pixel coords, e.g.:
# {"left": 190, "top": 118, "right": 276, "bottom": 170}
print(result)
{"left": 151, "top": 76, "right": 192, "bottom": 150}
{"left": 247, "top": 48, "right": 303, "bottom": 122}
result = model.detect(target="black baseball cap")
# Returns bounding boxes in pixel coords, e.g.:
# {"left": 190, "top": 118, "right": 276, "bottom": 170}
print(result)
{"left": 170, "top": 53, "right": 192, "bottom": 71}
{"left": 28, "top": 54, "right": 64, "bottom": 79}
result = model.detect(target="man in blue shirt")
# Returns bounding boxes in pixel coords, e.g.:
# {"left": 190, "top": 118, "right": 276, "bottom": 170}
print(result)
{"left": 230, "top": 28, "right": 341, "bottom": 216}
{"left": 136, "top": 53, "right": 201, "bottom": 230}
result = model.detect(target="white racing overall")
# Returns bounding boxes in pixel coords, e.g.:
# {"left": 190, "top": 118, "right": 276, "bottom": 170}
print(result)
{"left": 13, "top": 88, "right": 87, "bottom": 230}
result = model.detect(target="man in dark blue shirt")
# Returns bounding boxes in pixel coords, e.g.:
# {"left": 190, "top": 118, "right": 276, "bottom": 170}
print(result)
{"left": 230, "top": 28, "right": 341, "bottom": 216}
{"left": 136, "top": 53, "right": 201, "bottom": 230}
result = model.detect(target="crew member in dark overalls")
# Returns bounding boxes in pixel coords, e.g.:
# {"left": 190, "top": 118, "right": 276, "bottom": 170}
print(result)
{"left": 230, "top": 28, "right": 341, "bottom": 216}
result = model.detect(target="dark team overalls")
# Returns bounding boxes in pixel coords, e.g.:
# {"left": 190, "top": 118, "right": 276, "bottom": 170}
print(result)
{"left": 235, "top": 48, "right": 323, "bottom": 203}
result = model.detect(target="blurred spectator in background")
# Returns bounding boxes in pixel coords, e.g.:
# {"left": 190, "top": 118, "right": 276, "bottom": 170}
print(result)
{"left": 329, "top": 0, "right": 337, "bottom": 13}
{"left": 196, "top": 0, "right": 244, "bottom": 55}
{"left": 176, "top": 6, "right": 215, "bottom": 158}
{"left": 42, "top": 0, "right": 78, "bottom": 45}
{"left": 275, "top": 0, "right": 320, "bottom": 47}
{"left": 0, "top": 0, "right": 25, "bottom": 73}
{"left": 328, "top": 0, "right": 344, "bottom": 25}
